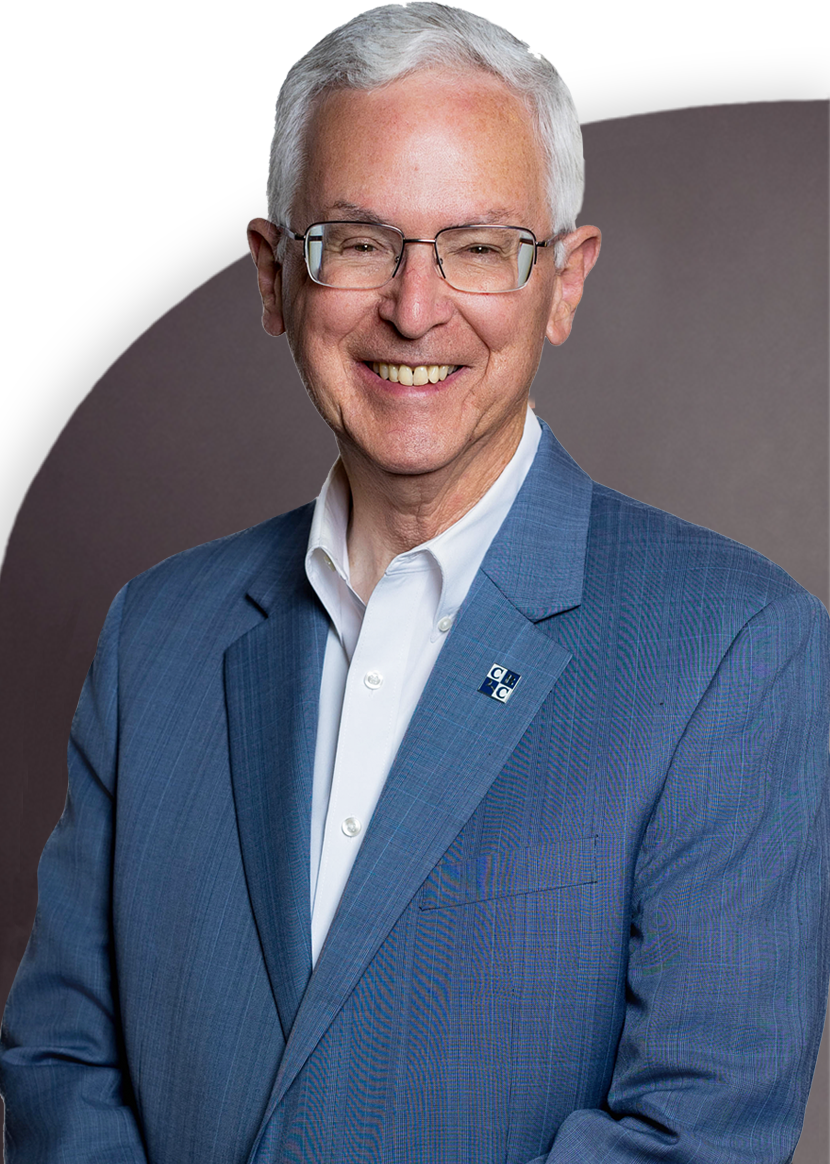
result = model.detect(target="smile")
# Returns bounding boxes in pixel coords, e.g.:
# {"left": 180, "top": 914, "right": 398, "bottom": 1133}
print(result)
{"left": 369, "top": 362, "right": 459, "bottom": 385}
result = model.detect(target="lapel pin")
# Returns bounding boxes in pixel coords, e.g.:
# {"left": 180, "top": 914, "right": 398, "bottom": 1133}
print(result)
{"left": 478, "top": 664, "right": 521, "bottom": 703}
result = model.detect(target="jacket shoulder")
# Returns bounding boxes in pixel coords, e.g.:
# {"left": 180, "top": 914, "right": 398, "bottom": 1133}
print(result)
{"left": 587, "top": 482, "right": 820, "bottom": 621}
{"left": 118, "top": 503, "right": 314, "bottom": 628}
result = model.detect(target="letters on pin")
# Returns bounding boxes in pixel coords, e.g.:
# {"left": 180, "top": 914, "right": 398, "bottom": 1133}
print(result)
{"left": 478, "top": 664, "right": 521, "bottom": 703}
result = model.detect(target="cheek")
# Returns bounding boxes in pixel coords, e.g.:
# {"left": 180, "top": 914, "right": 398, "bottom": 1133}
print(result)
{"left": 467, "top": 297, "right": 550, "bottom": 368}
{"left": 453, "top": 300, "right": 508, "bottom": 360}
{"left": 288, "top": 285, "right": 376, "bottom": 364}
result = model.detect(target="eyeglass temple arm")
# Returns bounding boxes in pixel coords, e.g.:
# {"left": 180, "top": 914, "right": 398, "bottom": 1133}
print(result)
{"left": 274, "top": 223, "right": 307, "bottom": 241}
{"left": 536, "top": 230, "right": 567, "bottom": 249}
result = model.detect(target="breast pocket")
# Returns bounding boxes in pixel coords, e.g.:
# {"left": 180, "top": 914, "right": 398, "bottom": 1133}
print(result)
{"left": 418, "top": 835, "right": 599, "bottom": 911}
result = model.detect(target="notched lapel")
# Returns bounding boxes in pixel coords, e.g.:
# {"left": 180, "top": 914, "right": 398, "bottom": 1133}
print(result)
{"left": 224, "top": 575, "right": 329, "bottom": 1040}
{"left": 269, "top": 570, "right": 573, "bottom": 1106}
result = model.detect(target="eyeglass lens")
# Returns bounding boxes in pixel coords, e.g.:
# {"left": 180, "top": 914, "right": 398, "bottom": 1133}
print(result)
{"left": 304, "top": 223, "right": 537, "bottom": 292}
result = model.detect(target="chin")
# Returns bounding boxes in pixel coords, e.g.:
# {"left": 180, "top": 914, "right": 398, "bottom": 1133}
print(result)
{"left": 355, "top": 427, "right": 465, "bottom": 478}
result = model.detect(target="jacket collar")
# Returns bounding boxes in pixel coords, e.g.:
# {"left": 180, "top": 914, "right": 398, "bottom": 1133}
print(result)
{"left": 243, "top": 417, "right": 591, "bottom": 625}
{"left": 479, "top": 417, "right": 593, "bottom": 622}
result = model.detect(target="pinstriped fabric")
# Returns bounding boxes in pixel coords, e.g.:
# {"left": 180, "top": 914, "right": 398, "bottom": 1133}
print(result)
{"left": 2, "top": 424, "right": 828, "bottom": 1163}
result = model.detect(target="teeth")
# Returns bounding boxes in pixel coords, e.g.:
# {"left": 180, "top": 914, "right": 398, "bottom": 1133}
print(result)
{"left": 370, "top": 362, "right": 457, "bottom": 383}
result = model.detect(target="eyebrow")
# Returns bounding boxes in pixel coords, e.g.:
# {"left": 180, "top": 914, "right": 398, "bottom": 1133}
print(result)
{"left": 324, "top": 201, "right": 525, "bottom": 228}
{"left": 327, "top": 202, "right": 388, "bottom": 225}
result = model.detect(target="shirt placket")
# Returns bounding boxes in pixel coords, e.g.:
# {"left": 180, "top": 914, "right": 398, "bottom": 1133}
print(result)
{"left": 311, "top": 566, "right": 424, "bottom": 956}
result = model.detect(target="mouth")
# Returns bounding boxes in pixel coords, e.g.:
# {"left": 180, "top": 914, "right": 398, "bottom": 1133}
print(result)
{"left": 367, "top": 361, "right": 460, "bottom": 386}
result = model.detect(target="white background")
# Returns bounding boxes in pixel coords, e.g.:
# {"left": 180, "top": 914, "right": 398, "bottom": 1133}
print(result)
{"left": 1, "top": 0, "right": 828, "bottom": 565}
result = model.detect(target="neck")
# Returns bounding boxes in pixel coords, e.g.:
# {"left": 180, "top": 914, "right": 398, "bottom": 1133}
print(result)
{"left": 343, "top": 413, "right": 526, "bottom": 601}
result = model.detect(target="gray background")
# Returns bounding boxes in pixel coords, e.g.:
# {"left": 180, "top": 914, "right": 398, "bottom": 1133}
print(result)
{"left": 1, "top": 102, "right": 827, "bottom": 1157}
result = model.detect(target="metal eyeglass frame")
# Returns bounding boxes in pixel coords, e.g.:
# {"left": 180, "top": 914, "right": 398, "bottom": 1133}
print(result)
{"left": 276, "top": 221, "right": 564, "bottom": 292}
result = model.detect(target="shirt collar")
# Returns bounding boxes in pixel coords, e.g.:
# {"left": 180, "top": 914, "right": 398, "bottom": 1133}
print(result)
{"left": 306, "top": 407, "right": 542, "bottom": 641}
{"left": 305, "top": 458, "right": 361, "bottom": 653}
{"left": 413, "top": 406, "right": 541, "bottom": 633}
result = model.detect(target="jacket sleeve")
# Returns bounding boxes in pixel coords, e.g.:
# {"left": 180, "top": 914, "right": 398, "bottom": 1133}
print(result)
{"left": 0, "top": 584, "right": 149, "bottom": 1161}
{"left": 540, "top": 589, "right": 830, "bottom": 1164}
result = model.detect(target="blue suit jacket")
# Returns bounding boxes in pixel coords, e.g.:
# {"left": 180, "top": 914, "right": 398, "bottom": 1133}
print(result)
{"left": 2, "top": 422, "right": 829, "bottom": 1163}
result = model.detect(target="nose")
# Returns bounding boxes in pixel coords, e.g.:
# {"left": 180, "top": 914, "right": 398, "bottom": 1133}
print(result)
{"left": 377, "top": 240, "right": 455, "bottom": 338}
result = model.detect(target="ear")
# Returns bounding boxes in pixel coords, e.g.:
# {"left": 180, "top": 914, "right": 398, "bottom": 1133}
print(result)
{"left": 545, "top": 225, "right": 601, "bottom": 346}
{"left": 247, "top": 218, "right": 285, "bottom": 337}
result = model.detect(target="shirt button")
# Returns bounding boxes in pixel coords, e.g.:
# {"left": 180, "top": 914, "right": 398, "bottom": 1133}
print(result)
{"left": 364, "top": 670, "right": 383, "bottom": 689}
{"left": 341, "top": 816, "right": 361, "bottom": 837}
{"left": 322, "top": 553, "right": 336, "bottom": 571}
{"left": 437, "top": 615, "right": 454, "bottom": 633}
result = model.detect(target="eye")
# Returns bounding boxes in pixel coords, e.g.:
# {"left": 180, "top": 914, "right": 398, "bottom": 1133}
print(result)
{"left": 450, "top": 241, "right": 508, "bottom": 262}
{"left": 344, "top": 239, "right": 379, "bottom": 253}
{"left": 332, "top": 233, "right": 397, "bottom": 259}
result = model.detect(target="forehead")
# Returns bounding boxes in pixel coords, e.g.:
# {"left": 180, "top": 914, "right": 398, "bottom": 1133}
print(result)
{"left": 295, "top": 69, "right": 549, "bottom": 230}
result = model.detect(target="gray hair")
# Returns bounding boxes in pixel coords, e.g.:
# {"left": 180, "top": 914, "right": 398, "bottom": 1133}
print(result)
{"left": 267, "top": 2, "right": 584, "bottom": 266}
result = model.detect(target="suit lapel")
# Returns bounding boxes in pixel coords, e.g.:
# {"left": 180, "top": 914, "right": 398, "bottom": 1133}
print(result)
{"left": 224, "top": 517, "right": 329, "bottom": 1040}
{"left": 267, "top": 422, "right": 594, "bottom": 1105}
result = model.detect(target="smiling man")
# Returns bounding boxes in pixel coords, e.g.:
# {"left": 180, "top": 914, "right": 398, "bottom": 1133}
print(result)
{"left": 249, "top": 68, "right": 598, "bottom": 606}
{"left": 1, "top": 4, "right": 828, "bottom": 1163}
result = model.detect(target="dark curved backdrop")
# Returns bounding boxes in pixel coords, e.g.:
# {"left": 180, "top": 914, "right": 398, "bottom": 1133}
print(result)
{"left": 1, "top": 102, "right": 827, "bottom": 1158}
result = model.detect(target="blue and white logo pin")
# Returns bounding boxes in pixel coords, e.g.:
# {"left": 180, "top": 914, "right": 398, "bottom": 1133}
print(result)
{"left": 478, "top": 664, "right": 521, "bottom": 703}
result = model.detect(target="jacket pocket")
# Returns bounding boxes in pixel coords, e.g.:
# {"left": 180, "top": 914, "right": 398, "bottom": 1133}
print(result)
{"left": 418, "top": 835, "right": 599, "bottom": 911}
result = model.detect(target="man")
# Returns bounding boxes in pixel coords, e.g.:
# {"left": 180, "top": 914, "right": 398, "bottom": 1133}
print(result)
{"left": 1, "top": 3, "right": 828, "bottom": 1161}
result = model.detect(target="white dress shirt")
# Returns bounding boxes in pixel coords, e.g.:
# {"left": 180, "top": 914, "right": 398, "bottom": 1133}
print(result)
{"left": 304, "top": 408, "right": 542, "bottom": 963}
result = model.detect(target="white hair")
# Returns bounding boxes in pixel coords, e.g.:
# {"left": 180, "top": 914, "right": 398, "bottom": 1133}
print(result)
{"left": 267, "top": 2, "right": 584, "bottom": 266}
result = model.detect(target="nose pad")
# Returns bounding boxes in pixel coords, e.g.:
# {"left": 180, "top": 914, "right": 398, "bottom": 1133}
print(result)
{"left": 393, "top": 239, "right": 446, "bottom": 284}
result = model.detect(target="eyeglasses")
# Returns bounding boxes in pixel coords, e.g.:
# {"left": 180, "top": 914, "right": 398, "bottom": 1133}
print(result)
{"left": 278, "top": 220, "right": 560, "bottom": 293}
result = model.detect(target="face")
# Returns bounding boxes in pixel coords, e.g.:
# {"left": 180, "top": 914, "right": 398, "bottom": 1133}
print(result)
{"left": 251, "top": 70, "right": 599, "bottom": 483}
